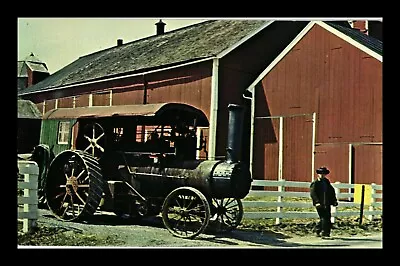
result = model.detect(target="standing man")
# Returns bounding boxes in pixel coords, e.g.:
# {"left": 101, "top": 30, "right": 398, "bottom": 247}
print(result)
{"left": 310, "top": 166, "right": 338, "bottom": 238}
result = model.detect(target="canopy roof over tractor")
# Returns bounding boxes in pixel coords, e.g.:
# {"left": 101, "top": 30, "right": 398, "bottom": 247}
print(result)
{"left": 42, "top": 103, "right": 209, "bottom": 127}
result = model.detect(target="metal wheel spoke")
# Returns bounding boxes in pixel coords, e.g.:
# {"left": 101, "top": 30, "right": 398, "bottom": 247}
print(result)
{"left": 95, "top": 132, "right": 104, "bottom": 141}
{"left": 174, "top": 198, "right": 182, "bottom": 208}
{"left": 53, "top": 191, "right": 65, "bottom": 199}
{"left": 95, "top": 143, "right": 104, "bottom": 152}
{"left": 162, "top": 187, "right": 210, "bottom": 239}
{"left": 224, "top": 198, "right": 235, "bottom": 206}
{"left": 46, "top": 150, "right": 105, "bottom": 222}
{"left": 75, "top": 192, "right": 86, "bottom": 205}
{"left": 70, "top": 197, "right": 75, "bottom": 217}
{"left": 76, "top": 170, "right": 86, "bottom": 180}
{"left": 59, "top": 193, "right": 68, "bottom": 208}
{"left": 84, "top": 145, "right": 91, "bottom": 152}
{"left": 61, "top": 205, "right": 69, "bottom": 217}
{"left": 81, "top": 123, "right": 106, "bottom": 159}
{"left": 209, "top": 198, "right": 243, "bottom": 233}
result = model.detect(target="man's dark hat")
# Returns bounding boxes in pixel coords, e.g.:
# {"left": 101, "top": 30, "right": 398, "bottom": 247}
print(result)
{"left": 316, "top": 167, "right": 330, "bottom": 174}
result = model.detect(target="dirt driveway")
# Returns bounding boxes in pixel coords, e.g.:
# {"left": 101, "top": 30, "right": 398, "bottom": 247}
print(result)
{"left": 23, "top": 209, "right": 382, "bottom": 249}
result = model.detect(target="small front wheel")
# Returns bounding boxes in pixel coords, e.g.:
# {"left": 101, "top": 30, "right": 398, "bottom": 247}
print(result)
{"left": 162, "top": 187, "right": 210, "bottom": 239}
{"left": 209, "top": 198, "right": 243, "bottom": 233}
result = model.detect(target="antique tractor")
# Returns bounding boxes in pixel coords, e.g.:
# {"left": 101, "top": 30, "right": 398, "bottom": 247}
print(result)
{"left": 32, "top": 102, "right": 252, "bottom": 239}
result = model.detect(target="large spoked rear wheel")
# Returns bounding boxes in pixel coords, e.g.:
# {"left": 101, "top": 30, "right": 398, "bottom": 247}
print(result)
{"left": 209, "top": 198, "right": 243, "bottom": 233}
{"left": 162, "top": 187, "right": 210, "bottom": 239}
{"left": 45, "top": 150, "right": 105, "bottom": 221}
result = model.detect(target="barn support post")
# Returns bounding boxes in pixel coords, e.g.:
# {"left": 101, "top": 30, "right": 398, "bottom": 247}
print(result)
{"left": 311, "top": 112, "right": 316, "bottom": 182}
{"left": 249, "top": 87, "right": 255, "bottom": 176}
{"left": 42, "top": 100, "right": 46, "bottom": 115}
{"left": 89, "top": 94, "right": 93, "bottom": 107}
{"left": 208, "top": 57, "right": 219, "bottom": 160}
{"left": 242, "top": 86, "right": 255, "bottom": 176}
{"left": 278, "top": 116, "right": 284, "bottom": 181}
{"left": 348, "top": 143, "right": 353, "bottom": 201}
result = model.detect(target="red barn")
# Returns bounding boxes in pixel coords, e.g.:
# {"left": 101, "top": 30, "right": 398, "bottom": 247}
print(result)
{"left": 18, "top": 19, "right": 382, "bottom": 186}
{"left": 246, "top": 21, "right": 382, "bottom": 185}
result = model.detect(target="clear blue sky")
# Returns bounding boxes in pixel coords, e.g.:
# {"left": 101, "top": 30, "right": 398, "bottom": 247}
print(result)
{"left": 17, "top": 18, "right": 207, "bottom": 74}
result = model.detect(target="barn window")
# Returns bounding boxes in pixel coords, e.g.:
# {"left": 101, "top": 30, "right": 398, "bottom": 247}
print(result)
{"left": 58, "top": 121, "right": 70, "bottom": 144}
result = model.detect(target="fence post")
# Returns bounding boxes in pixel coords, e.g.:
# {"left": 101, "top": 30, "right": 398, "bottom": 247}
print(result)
{"left": 18, "top": 161, "right": 39, "bottom": 233}
{"left": 276, "top": 179, "right": 285, "bottom": 225}
{"left": 368, "top": 183, "right": 376, "bottom": 221}
{"left": 331, "top": 181, "right": 340, "bottom": 224}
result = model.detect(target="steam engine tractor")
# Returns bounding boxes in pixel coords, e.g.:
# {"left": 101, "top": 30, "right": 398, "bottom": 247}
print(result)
{"left": 31, "top": 102, "right": 252, "bottom": 238}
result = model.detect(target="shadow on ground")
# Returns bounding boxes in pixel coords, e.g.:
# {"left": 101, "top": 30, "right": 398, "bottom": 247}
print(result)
{"left": 39, "top": 210, "right": 380, "bottom": 248}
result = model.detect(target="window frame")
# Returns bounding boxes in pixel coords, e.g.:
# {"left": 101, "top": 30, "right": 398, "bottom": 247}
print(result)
{"left": 57, "top": 121, "right": 70, "bottom": 145}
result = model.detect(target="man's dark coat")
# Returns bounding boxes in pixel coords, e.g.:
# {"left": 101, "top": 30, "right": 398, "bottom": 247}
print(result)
{"left": 310, "top": 177, "right": 337, "bottom": 207}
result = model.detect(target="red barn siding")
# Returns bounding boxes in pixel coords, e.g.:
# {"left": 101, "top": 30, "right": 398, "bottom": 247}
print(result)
{"left": 283, "top": 115, "right": 313, "bottom": 182}
{"left": 254, "top": 23, "right": 382, "bottom": 185}
{"left": 314, "top": 144, "right": 350, "bottom": 184}
{"left": 44, "top": 100, "right": 56, "bottom": 113}
{"left": 253, "top": 117, "right": 279, "bottom": 181}
{"left": 106, "top": 62, "right": 212, "bottom": 118}
{"left": 112, "top": 89, "right": 145, "bottom": 106}
{"left": 36, "top": 102, "right": 44, "bottom": 115}
{"left": 353, "top": 144, "right": 382, "bottom": 185}
{"left": 58, "top": 97, "right": 74, "bottom": 108}
{"left": 146, "top": 63, "right": 212, "bottom": 118}
{"left": 75, "top": 94, "right": 89, "bottom": 108}
{"left": 253, "top": 114, "right": 313, "bottom": 192}
{"left": 216, "top": 21, "right": 308, "bottom": 160}
{"left": 258, "top": 24, "right": 382, "bottom": 144}
{"left": 93, "top": 92, "right": 110, "bottom": 106}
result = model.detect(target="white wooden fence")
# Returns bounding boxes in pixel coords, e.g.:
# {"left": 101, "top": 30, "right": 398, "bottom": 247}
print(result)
{"left": 243, "top": 179, "right": 383, "bottom": 224}
{"left": 17, "top": 160, "right": 39, "bottom": 233}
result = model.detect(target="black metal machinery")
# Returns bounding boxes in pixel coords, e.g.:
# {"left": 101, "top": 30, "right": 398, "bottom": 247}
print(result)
{"left": 40, "top": 103, "right": 252, "bottom": 239}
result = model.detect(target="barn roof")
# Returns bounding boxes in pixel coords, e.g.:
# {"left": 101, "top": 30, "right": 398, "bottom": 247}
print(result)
{"left": 19, "top": 20, "right": 271, "bottom": 96}
{"left": 18, "top": 53, "right": 49, "bottom": 74}
{"left": 325, "top": 22, "right": 382, "bottom": 56}
{"left": 245, "top": 20, "right": 383, "bottom": 94}
{"left": 17, "top": 61, "right": 28, "bottom": 78}
{"left": 18, "top": 99, "right": 42, "bottom": 119}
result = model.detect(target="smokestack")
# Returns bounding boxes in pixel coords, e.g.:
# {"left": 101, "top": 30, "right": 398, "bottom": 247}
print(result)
{"left": 155, "top": 19, "right": 166, "bottom": 35}
{"left": 226, "top": 104, "right": 244, "bottom": 163}
{"left": 117, "top": 39, "right": 123, "bottom": 46}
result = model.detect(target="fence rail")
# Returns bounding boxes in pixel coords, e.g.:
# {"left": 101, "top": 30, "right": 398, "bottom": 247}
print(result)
{"left": 17, "top": 160, "right": 39, "bottom": 233}
{"left": 243, "top": 179, "right": 382, "bottom": 224}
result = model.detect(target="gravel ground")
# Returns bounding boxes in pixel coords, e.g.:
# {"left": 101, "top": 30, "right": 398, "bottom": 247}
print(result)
{"left": 18, "top": 208, "right": 383, "bottom": 248}
{"left": 18, "top": 209, "right": 304, "bottom": 248}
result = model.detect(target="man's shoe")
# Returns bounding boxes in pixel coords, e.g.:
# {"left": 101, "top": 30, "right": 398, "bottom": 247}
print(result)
{"left": 316, "top": 232, "right": 321, "bottom": 237}
{"left": 321, "top": 234, "right": 331, "bottom": 239}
